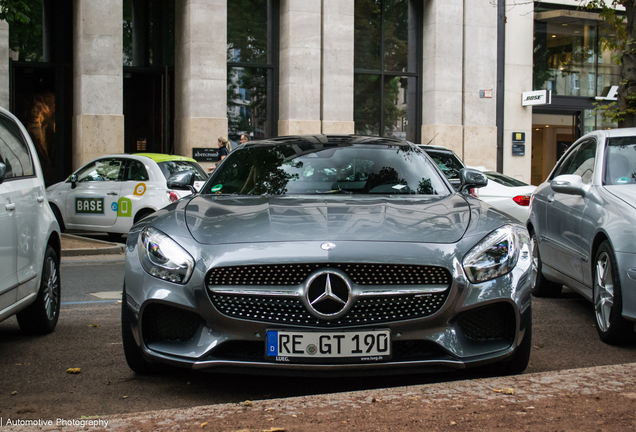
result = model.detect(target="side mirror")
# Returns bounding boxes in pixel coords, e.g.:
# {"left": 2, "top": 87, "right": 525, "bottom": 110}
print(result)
{"left": 551, "top": 174, "right": 587, "bottom": 196}
{"left": 0, "top": 162, "right": 6, "bottom": 185}
{"left": 167, "top": 169, "right": 196, "bottom": 193}
{"left": 70, "top": 173, "right": 78, "bottom": 189}
{"left": 458, "top": 168, "right": 488, "bottom": 194}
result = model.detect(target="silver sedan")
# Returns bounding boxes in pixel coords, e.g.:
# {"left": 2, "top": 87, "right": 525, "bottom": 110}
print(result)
{"left": 528, "top": 128, "right": 636, "bottom": 344}
{"left": 122, "top": 135, "right": 533, "bottom": 376}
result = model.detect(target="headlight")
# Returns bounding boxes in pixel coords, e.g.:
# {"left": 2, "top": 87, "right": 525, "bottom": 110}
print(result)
{"left": 463, "top": 225, "right": 519, "bottom": 283}
{"left": 138, "top": 227, "right": 195, "bottom": 284}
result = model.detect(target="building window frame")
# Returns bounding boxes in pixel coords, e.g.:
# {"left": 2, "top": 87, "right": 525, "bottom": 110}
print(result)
{"left": 354, "top": 0, "right": 423, "bottom": 143}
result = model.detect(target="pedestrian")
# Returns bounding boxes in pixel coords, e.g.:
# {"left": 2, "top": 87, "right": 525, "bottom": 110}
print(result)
{"left": 207, "top": 136, "right": 230, "bottom": 173}
{"left": 240, "top": 134, "right": 250, "bottom": 144}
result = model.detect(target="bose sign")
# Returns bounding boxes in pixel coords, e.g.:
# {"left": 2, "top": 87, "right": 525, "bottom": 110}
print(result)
{"left": 521, "top": 90, "right": 551, "bottom": 106}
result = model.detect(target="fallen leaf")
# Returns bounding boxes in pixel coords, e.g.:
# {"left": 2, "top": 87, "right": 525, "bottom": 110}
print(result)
{"left": 11, "top": 391, "right": 17, "bottom": 395}
{"left": 262, "top": 428, "right": 285, "bottom": 432}
{"left": 450, "top": 421, "right": 457, "bottom": 426}
{"left": 200, "top": 422, "right": 208, "bottom": 428}
{"left": 291, "top": 415, "right": 297, "bottom": 418}
{"left": 88, "top": 324, "right": 100, "bottom": 327}
{"left": 66, "top": 368, "right": 81, "bottom": 374}
{"left": 500, "top": 388, "right": 514, "bottom": 395}
{"left": 123, "top": 396, "right": 128, "bottom": 399}
{"left": 241, "top": 400, "right": 252, "bottom": 407}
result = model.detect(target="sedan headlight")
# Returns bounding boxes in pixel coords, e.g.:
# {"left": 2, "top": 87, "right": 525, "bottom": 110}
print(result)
{"left": 138, "top": 227, "right": 194, "bottom": 284}
{"left": 463, "top": 225, "right": 519, "bottom": 283}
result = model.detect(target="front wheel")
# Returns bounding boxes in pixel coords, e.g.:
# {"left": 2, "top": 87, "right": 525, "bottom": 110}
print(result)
{"left": 594, "top": 241, "right": 632, "bottom": 345}
{"left": 17, "top": 246, "right": 61, "bottom": 334}
{"left": 530, "top": 231, "right": 562, "bottom": 298}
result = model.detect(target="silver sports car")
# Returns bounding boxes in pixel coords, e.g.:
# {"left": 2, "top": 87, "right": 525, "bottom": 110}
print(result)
{"left": 528, "top": 128, "right": 636, "bottom": 344}
{"left": 122, "top": 135, "right": 533, "bottom": 376}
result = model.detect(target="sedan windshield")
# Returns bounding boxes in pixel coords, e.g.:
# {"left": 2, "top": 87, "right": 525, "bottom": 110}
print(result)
{"left": 203, "top": 143, "right": 449, "bottom": 196}
{"left": 605, "top": 137, "right": 636, "bottom": 185}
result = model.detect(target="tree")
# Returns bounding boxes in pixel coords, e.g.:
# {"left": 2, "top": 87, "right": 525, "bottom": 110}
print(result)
{"left": 586, "top": 0, "right": 636, "bottom": 126}
{"left": 0, "top": 0, "right": 31, "bottom": 23}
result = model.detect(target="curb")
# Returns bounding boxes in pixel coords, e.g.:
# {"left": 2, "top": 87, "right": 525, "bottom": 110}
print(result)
{"left": 61, "top": 233, "right": 126, "bottom": 257}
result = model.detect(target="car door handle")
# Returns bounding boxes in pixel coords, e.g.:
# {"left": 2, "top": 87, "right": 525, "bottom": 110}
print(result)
{"left": 5, "top": 203, "right": 15, "bottom": 211}
{"left": 37, "top": 196, "right": 45, "bottom": 203}
{"left": 547, "top": 194, "right": 555, "bottom": 203}
{"left": 107, "top": 192, "right": 119, "bottom": 196}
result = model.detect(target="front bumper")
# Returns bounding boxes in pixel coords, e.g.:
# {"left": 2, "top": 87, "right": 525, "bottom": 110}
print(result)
{"left": 123, "top": 239, "right": 532, "bottom": 375}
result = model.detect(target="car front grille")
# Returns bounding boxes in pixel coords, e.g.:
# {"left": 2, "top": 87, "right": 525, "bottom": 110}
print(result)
{"left": 142, "top": 303, "right": 203, "bottom": 343}
{"left": 207, "top": 263, "right": 451, "bottom": 287}
{"left": 456, "top": 302, "right": 516, "bottom": 342}
{"left": 209, "top": 291, "right": 449, "bottom": 327}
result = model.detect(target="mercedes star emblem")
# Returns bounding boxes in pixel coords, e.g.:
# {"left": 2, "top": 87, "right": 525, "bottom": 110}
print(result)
{"left": 306, "top": 271, "right": 351, "bottom": 318}
{"left": 321, "top": 242, "right": 336, "bottom": 251}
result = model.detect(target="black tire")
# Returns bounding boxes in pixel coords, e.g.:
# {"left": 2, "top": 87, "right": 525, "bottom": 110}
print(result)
{"left": 530, "top": 231, "right": 563, "bottom": 298}
{"left": 593, "top": 241, "right": 633, "bottom": 345}
{"left": 107, "top": 232, "right": 123, "bottom": 241}
{"left": 50, "top": 204, "right": 65, "bottom": 233}
{"left": 134, "top": 209, "right": 154, "bottom": 224}
{"left": 502, "top": 310, "right": 532, "bottom": 375}
{"left": 121, "top": 285, "right": 163, "bottom": 374}
{"left": 17, "top": 246, "right": 61, "bottom": 335}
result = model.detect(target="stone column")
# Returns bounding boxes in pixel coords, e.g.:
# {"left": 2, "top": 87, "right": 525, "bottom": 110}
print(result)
{"left": 72, "top": 0, "right": 124, "bottom": 170}
{"left": 279, "top": 0, "right": 321, "bottom": 135}
{"left": 0, "top": 20, "right": 8, "bottom": 110}
{"left": 321, "top": 0, "right": 354, "bottom": 134}
{"left": 462, "top": 0, "right": 498, "bottom": 169}
{"left": 174, "top": 0, "right": 227, "bottom": 168}
{"left": 504, "top": 0, "right": 533, "bottom": 183}
{"left": 421, "top": 0, "right": 463, "bottom": 153}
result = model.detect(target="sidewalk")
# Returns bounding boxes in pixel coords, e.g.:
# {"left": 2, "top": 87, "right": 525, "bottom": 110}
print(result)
{"left": 60, "top": 233, "right": 125, "bottom": 257}
{"left": 6, "top": 362, "right": 636, "bottom": 431}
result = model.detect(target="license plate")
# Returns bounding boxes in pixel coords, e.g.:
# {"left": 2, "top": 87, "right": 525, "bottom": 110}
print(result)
{"left": 266, "top": 329, "right": 391, "bottom": 363}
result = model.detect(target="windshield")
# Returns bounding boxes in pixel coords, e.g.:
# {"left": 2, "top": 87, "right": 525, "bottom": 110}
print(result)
{"left": 158, "top": 161, "right": 208, "bottom": 182}
{"left": 605, "top": 137, "right": 636, "bottom": 185}
{"left": 483, "top": 171, "right": 529, "bottom": 187}
{"left": 423, "top": 150, "right": 464, "bottom": 181}
{"left": 202, "top": 143, "right": 450, "bottom": 196}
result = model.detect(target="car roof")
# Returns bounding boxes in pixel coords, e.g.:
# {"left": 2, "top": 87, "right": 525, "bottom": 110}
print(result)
{"left": 134, "top": 153, "right": 198, "bottom": 163}
{"left": 243, "top": 134, "right": 409, "bottom": 147}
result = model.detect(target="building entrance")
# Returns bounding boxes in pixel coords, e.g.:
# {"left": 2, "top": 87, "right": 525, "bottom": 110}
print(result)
{"left": 531, "top": 112, "right": 580, "bottom": 185}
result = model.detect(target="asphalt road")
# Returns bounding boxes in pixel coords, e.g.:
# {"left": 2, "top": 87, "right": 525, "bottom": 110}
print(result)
{"left": 1, "top": 257, "right": 636, "bottom": 420}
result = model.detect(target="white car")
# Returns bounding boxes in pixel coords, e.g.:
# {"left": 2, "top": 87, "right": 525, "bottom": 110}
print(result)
{"left": 0, "top": 107, "right": 61, "bottom": 334}
{"left": 471, "top": 168, "right": 537, "bottom": 222}
{"left": 46, "top": 153, "right": 207, "bottom": 237}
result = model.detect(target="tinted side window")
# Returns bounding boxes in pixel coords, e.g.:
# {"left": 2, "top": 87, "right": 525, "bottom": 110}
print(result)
{"left": 0, "top": 115, "right": 34, "bottom": 179}
{"left": 124, "top": 160, "right": 149, "bottom": 181}
{"left": 76, "top": 158, "right": 124, "bottom": 182}
{"left": 569, "top": 140, "right": 596, "bottom": 184}
{"left": 551, "top": 143, "right": 580, "bottom": 180}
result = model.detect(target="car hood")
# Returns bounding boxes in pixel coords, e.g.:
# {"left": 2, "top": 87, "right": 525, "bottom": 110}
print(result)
{"left": 184, "top": 194, "right": 471, "bottom": 244}
{"left": 605, "top": 185, "right": 636, "bottom": 210}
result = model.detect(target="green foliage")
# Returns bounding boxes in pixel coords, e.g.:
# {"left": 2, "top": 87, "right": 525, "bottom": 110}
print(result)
{"left": 0, "top": 0, "right": 31, "bottom": 24}
{"left": 8, "top": 0, "right": 40, "bottom": 61}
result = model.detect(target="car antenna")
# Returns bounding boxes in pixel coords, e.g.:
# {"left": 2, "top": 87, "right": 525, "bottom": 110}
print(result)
{"left": 424, "top": 133, "right": 439, "bottom": 146}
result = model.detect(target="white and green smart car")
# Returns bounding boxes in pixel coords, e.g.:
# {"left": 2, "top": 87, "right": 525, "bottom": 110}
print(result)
{"left": 46, "top": 153, "right": 207, "bottom": 237}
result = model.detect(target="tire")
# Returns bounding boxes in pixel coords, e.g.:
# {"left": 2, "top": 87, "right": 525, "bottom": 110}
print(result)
{"left": 134, "top": 209, "right": 154, "bottom": 224}
{"left": 502, "top": 310, "right": 532, "bottom": 375}
{"left": 121, "top": 285, "right": 163, "bottom": 374}
{"left": 50, "top": 204, "right": 65, "bottom": 233}
{"left": 530, "top": 231, "right": 563, "bottom": 298}
{"left": 107, "top": 232, "right": 123, "bottom": 241}
{"left": 593, "top": 240, "right": 632, "bottom": 345}
{"left": 17, "top": 246, "right": 61, "bottom": 335}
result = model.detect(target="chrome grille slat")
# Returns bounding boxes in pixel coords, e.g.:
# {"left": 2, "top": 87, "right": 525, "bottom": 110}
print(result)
{"left": 210, "top": 291, "right": 450, "bottom": 327}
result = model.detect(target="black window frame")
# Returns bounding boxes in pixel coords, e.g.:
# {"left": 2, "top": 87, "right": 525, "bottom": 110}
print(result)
{"left": 354, "top": 0, "right": 423, "bottom": 143}
{"left": 226, "top": 0, "right": 280, "bottom": 142}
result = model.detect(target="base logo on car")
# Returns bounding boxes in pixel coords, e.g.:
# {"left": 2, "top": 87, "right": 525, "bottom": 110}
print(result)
{"left": 75, "top": 197, "right": 104, "bottom": 214}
